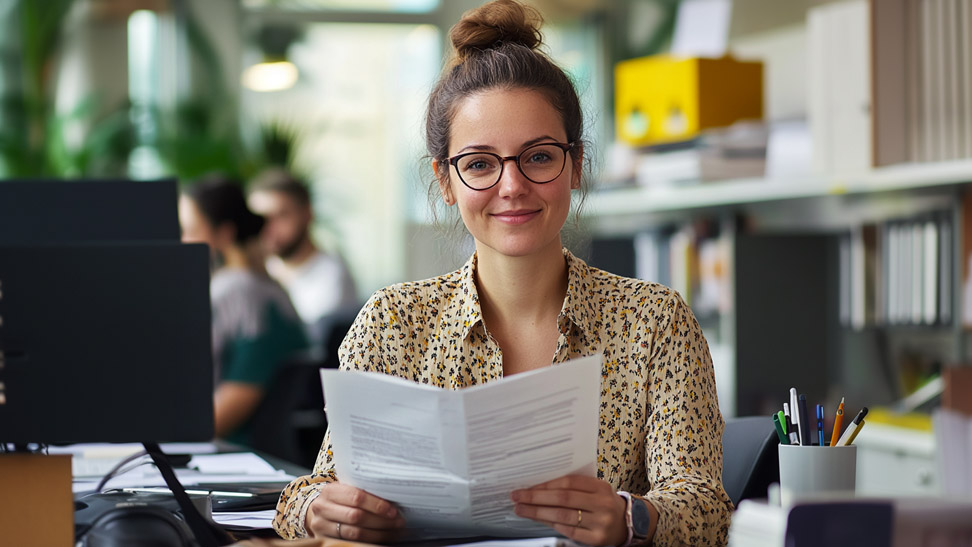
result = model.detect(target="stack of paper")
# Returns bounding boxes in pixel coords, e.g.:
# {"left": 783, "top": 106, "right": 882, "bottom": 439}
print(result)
{"left": 727, "top": 500, "right": 786, "bottom": 547}
{"left": 933, "top": 408, "right": 972, "bottom": 498}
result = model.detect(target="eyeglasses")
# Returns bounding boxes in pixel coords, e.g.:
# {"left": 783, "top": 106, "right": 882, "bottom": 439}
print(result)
{"left": 447, "top": 142, "right": 575, "bottom": 191}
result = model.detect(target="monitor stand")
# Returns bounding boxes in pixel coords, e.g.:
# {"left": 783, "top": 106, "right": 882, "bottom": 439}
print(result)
{"left": 0, "top": 453, "right": 73, "bottom": 546}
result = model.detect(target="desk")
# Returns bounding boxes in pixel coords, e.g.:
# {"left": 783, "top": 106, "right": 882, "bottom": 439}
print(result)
{"left": 67, "top": 441, "right": 311, "bottom": 541}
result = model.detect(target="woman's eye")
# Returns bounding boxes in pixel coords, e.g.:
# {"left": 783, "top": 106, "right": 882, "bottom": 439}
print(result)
{"left": 463, "top": 157, "right": 496, "bottom": 172}
{"left": 526, "top": 152, "right": 552, "bottom": 164}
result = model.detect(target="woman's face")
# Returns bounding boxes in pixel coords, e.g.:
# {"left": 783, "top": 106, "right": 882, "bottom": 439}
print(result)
{"left": 178, "top": 195, "right": 217, "bottom": 248}
{"left": 438, "top": 88, "right": 581, "bottom": 260}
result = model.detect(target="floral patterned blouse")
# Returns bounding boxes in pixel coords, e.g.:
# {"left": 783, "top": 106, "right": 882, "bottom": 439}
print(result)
{"left": 273, "top": 249, "right": 732, "bottom": 546}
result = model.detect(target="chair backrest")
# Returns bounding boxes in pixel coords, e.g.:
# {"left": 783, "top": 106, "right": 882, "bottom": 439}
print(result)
{"left": 248, "top": 316, "right": 356, "bottom": 468}
{"left": 722, "top": 415, "right": 780, "bottom": 507}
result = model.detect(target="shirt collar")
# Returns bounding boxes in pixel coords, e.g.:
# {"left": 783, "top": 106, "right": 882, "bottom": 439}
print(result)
{"left": 451, "top": 252, "right": 484, "bottom": 340}
{"left": 560, "top": 248, "right": 597, "bottom": 344}
{"left": 449, "top": 248, "right": 597, "bottom": 343}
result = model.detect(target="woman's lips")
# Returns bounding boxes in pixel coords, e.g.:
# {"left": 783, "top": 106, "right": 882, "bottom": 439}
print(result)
{"left": 492, "top": 209, "right": 540, "bottom": 225}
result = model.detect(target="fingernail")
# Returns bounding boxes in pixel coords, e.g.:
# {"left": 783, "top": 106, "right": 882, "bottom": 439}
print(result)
{"left": 511, "top": 491, "right": 521, "bottom": 502}
{"left": 387, "top": 507, "right": 398, "bottom": 518}
{"left": 513, "top": 504, "right": 524, "bottom": 516}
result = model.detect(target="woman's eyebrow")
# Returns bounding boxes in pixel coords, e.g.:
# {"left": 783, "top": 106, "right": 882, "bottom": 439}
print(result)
{"left": 455, "top": 135, "right": 560, "bottom": 155}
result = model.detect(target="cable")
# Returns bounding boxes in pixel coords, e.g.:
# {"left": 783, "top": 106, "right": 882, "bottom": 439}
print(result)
{"left": 93, "top": 450, "right": 152, "bottom": 493}
{"left": 143, "top": 442, "right": 234, "bottom": 546}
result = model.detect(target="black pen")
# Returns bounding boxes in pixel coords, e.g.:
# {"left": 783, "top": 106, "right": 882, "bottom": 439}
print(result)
{"left": 798, "top": 394, "right": 811, "bottom": 445}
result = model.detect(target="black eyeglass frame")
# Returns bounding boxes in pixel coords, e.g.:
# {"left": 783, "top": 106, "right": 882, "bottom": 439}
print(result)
{"left": 446, "top": 141, "right": 576, "bottom": 191}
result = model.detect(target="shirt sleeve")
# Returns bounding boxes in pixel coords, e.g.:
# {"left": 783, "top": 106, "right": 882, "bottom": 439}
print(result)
{"left": 272, "top": 293, "right": 386, "bottom": 539}
{"left": 640, "top": 291, "right": 733, "bottom": 546}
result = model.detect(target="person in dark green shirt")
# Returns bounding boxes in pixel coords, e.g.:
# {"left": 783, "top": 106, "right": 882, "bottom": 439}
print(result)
{"left": 179, "top": 175, "right": 308, "bottom": 446}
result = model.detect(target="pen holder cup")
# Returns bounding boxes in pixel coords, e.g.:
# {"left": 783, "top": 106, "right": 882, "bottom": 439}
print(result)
{"left": 778, "top": 444, "right": 857, "bottom": 507}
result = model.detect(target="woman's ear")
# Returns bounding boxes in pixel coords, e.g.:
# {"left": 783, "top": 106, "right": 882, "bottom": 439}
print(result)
{"left": 434, "top": 159, "right": 456, "bottom": 206}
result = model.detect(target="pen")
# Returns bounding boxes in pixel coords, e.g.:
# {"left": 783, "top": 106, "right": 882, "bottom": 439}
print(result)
{"left": 121, "top": 487, "right": 255, "bottom": 498}
{"left": 830, "top": 397, "right": 845, "bottom": 447}
{"left": 845, "top": 419, "right": 865, "bottom": 445}
{"left": 798, "top": 393, "right": 811, "bottom": 446}
{"left": 816, "top": 404, "right": 825, "bottom": 446}
{"left": 773, "top": 413, "right": 789, "bottom": 444}
{"left": 777, "top": 410, "right": 787, "bottom": 434}
{"left": 790, "top": 388, "right": 802, "bottom": 445}
{"left": 837, "top": 407, "right": 868, "bottom": 446}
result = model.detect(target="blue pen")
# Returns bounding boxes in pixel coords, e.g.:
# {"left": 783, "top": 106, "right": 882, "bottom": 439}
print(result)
{"left": 816, "top": 404, "right": 825, "bottom": 446}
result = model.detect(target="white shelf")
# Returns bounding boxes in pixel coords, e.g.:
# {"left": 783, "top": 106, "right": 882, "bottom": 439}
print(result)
{"left": 588, "top": 159, "right": 972, "bottom": 218}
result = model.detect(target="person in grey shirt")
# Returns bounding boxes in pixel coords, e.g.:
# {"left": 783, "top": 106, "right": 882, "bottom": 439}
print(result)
{"left": 247, "top": 168, "right": 359, "bottom": 338}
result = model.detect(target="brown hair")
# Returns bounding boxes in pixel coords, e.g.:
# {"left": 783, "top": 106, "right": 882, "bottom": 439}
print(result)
{"left": 249, "top": 167, "right": 312, "bottom": 208}
{"left": 425, "top": 0, "right": 589, "bottom": 212}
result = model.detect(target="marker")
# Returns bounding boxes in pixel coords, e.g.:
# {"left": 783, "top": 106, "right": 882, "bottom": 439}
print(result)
{"left": 798, "top": 394, "right": 811, "bottom": 446}
{"left": 790, "top": 388, "right": 802, "bottom": 445}
{"left": 830, "top": 397, "right": 845, "bottom": 447}
{"left": 773, "top": 413, "right": 789, "bottom": 444}
{"left": 837, "top": 407, "right": 868, "bottom": 446}
{"left": 777, "top": 410, "right": 787, "bottom": 434}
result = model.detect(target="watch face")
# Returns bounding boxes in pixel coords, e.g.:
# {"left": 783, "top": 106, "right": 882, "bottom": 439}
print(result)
{"left": 631, "top": 498, "right": 652, "bottom": 538}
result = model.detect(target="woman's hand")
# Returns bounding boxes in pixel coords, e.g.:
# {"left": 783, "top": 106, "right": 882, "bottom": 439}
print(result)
{"left": 511, "top": 475, "right": 628, "bottom": 547}
{"left": 305, "top": 482, "right": 406, "bottom": 543}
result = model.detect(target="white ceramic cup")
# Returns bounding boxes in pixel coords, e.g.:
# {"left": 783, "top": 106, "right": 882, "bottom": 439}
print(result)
{"left": 778, "top": 444, "right": 857, "bottom": 506}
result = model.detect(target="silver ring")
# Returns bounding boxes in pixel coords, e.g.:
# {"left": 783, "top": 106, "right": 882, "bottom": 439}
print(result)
{"left": 336, "top": 522, "right": 342, "bottom": 538}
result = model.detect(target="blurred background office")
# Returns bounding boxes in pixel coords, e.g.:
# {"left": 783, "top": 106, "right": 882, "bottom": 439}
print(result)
{"left": 3, "top": 0, "right": 972, "bottom": 496}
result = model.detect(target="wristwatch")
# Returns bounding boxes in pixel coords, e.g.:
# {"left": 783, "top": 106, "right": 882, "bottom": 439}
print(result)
{"left": 617, "top": 491, "right": 652, "bottom": 547}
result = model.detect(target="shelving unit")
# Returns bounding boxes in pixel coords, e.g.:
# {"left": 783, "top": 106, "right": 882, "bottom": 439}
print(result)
{"left": 581, "top": 156, "right": 970, "bottom": 421}
{"left": 586, "top": 158, "right": 972, "bottom": 221}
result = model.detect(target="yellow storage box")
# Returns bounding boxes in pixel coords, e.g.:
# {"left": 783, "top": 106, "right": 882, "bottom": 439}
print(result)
{"left": 615, "top": 55, "right": 763, "bottom": 147}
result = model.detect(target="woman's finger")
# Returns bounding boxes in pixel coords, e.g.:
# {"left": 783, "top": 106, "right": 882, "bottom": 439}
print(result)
{"left": 324, "top": 483, "right": 400, "bottom": 519}
{"left": 511, "top": 488, "right": 592, "bottom": 511}
{"left": 514, "top": 504, "right": 596, "bottom": 529}
{"left": 317, "top": 500, "right": 407, "bottom": 531}
{"left": 327, "top": 521, "right": 407, "bottom": 544}
{"left": 519, "top": 474, "right": 608, "bottom": 493}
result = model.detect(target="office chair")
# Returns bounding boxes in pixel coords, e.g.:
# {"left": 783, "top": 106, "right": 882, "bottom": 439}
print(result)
{"left": 249, "top": 315, "right": 356, "bottom": 468}
{"left": 721, "top": 416, "right": 780, "bottom": 507}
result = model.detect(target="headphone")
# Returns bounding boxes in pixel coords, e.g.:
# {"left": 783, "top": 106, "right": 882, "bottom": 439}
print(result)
{"left": 78, "top": 503, "right": 197, "bottom": 547}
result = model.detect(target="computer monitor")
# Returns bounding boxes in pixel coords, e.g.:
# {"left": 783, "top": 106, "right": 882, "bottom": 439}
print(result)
{"left": 0, "top": 243, "right": 214, "bottom": 443}
{"left": 0, "top": 179, "right": 180, "bottom": 245}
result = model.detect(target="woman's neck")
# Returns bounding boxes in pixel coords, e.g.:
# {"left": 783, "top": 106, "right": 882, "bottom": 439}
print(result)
{"left": 475, "top": 242, "right": 568, "bottom": 326}
{"left": 218, "top": 241, "right": 267, "bottom": 275}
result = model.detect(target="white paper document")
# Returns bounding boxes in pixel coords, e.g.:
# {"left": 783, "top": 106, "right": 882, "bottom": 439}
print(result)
{"left": 211, "top": 509, "right": 276, "bottom": 530}
{"left": 321, "top": 354, "right": 602, "bottom": 539}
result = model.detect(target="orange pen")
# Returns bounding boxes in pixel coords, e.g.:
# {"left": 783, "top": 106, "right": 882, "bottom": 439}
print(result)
{"left": 829, "top": 397, "right": 845, "bottom": 447}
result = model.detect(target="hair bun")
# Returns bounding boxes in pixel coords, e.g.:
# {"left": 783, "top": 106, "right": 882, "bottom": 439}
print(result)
{"left": 450, "top": 0, "right": 544, "bottom": 62}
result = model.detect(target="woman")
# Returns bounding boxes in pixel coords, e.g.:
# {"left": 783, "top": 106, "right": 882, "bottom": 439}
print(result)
{"left": 179, "top": 176, "right": 308, "bottom": 446}
{"left": 274, "top": 1, "right": 732, "bottom": 545}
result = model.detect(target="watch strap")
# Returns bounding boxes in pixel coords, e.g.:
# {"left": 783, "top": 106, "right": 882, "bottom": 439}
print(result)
{"left": 616, "top": 491, "right": 634, "bottom": 547}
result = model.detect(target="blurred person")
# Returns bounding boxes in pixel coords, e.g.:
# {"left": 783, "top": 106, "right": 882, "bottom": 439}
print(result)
{"left": 179, "top": 175, "right": 308, "bottom": 445}
{"left": 247, "top": 168, "right": 359, "bottom": 337}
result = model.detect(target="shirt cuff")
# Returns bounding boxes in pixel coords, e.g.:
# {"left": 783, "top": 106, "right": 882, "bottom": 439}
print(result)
{"left": 295, "top": 483, "right": 327, "bottom": 538}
